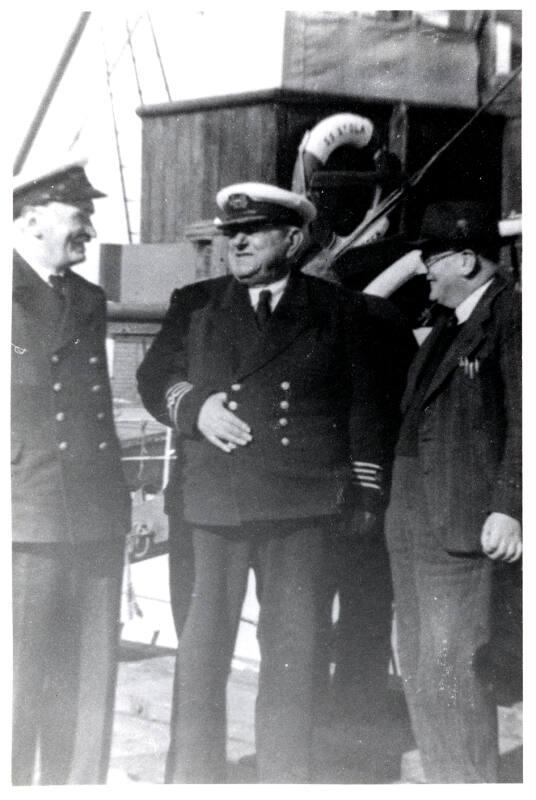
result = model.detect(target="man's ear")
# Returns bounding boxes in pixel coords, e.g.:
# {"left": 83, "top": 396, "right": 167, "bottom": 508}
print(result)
{"left": 285, "top": 227, "right": 305, "bottom": 259}
{"left": 460, "top": 249, "right": 480, "bottom": 280}
{"left": 18, "top": 204, "right": 42, "bottom": 232}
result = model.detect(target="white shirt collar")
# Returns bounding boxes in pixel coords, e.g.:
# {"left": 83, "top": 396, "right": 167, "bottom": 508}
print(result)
{"left": 455, "top": 279, "right": 494, "bottom": 324}
{"left": 248, "top": 275, "right": 289, "bottom": 311}
{"left": 14, "top": 244, "right": 64, "bottom": 286}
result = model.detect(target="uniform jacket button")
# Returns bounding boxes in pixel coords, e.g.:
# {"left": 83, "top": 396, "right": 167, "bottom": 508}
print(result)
{"left": 53, "top": 382, "right": 62, "bottom": 392}
{"left": 280, "top": 400, "right": 289, "bottom": 410}
{"left": 55, "top": 412, "right": 66, "bottom": 422}
{"left": 89, "top": 355, "right": 99, "bottom": 365}
{"left": 51, "top": 354, "right": 60, "bottom": 364}
{"left": 98, "top": 441, "right": 108, "bottom": 450}
{"left": 279, "top": 417, "right": 288, "bottom": 427}
{"left": 91, "top": 384, "right": 102, "bottom": 393}
{"left": 281, "top": 437, "right": 290, "bottom": 446}
{"left": 58, "top": 441, "right": 68, "bottom": 451}
{"left": 228, "top": 400, "right": 238, "bottom": 411}
{"left": 280, "top": 381, "right": 290, "bottom": 391}
{"left": 97, "top": 411, "right": 106, "bottom": 420}
{"left": 231, "top": 383, "right": 242, "bottom": 392}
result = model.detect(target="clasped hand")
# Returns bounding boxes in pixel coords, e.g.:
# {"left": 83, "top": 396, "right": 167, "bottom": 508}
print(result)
{"left": 481, "top": 512, "right": 522, "bottom": 562}
{"left": 197, "top": 392, "right": 252, "bottom": 453}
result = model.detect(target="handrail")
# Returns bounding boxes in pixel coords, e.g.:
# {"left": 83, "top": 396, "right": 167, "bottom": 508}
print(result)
{"left": 107, "top": 301, "right": 166, "bottom": 322}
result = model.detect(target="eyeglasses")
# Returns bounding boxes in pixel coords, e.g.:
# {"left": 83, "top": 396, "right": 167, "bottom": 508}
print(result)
{"left": 423, "top": 250, "right": 458, "bottom": 269}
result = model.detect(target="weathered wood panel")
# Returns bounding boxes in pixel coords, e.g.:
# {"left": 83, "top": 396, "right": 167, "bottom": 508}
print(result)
{"left": 141, "top": 100, "right": 283, "bottom": 242}
{"left": 139, "top": 89, "right": 506, "bottom": 246}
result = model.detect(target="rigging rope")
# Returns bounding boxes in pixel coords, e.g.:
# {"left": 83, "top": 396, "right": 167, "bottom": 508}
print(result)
{"left": 147, "top": 12, "right": 172, "bottom": 102}
{"left": 68, "top": 14, "right": 145, "bottom": 152}
{"left": 126, "top": 19, "right": 144, "bottom": 105}
{"left": 100, "top": 24, "right": 134, "bottom": 243}
{"left": 328, "top": 65, "right": 522, "bottom": 263}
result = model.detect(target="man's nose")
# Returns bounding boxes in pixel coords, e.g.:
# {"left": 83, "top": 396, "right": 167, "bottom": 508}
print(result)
{"left": 84, "top": 220, "right": 97, "bottom": 239}
{"left": 230, "top": 231, "right": 248, "bottom": 247}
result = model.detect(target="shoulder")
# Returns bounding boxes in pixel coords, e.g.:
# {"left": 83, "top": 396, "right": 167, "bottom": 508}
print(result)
{"left": 491, "top": 278, "right": 521, "bottom": 338}
{"left": 493, "top": 277, "right": 520, "bottom": 312}
{"left": 168, "top": 275, "right": 230, "bottom": 308}
{"left": 69, "top": 271, "right": 106, "bottom": 310}
{"left": 69, "top": 270, "right": 106, "bottom": 298}
{"left": 304, "top": 273, "right": 360, "bottom": 308}
{"left": 305, "top": 273, "right": 408, "bottom": 326}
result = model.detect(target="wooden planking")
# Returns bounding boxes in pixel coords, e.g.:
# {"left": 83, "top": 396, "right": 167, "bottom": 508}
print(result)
{"left": 140, "top": 90, "right": 507, "bottom": 244}
{"left": 198, "top": 110, "right": 221, "bottom": 223}
{"left": 141, "top": 102, "right": 282, "bottom": 240}
{"left": 172, "top": 113, "right": 196, "bottom": 239}
{"left": 162, "top": 115, "right": 180, "bottom": 242}
{"left": 140, "top": 116, "right": 164, "bottom": 242}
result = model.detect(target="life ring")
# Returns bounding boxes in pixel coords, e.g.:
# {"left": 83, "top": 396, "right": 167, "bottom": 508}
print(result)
{"left": 292, "top": 113, "right": 378, "bottom": 195}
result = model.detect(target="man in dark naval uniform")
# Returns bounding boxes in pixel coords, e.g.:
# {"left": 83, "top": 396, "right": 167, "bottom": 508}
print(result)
{"left": 11, "top": 160, "right": 131, "bottom": 785}
{"left": 137, "top": 182, "right": 414, "bottom": 783}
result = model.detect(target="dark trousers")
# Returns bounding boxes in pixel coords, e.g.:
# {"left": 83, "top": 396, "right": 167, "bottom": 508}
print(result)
{"left": 165, "top": 518, "right": 329, "bottom": 783}
{"left": 315, "top": 523, "right": 394, "bottom": 718}
{"left": 385, "top": 457, "right": 498, "bottom": 783}
{"left": 12, "top": 539, "right": 124, "bottom": 785}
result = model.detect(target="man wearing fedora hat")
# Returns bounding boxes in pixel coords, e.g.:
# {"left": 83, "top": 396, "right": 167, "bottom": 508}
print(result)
{"left": 385, "top": 200, "right": 522, "bottom": 782}
{"left": 11, "top": 160, "right": 131, "bottom": 784}
{"left": 137, "top": 181, "right": 414, "bottom": 783}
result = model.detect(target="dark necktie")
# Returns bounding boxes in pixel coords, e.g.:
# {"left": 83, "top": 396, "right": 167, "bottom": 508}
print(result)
{"left": 256, "top": 289, "right": 272, "bottom": 328}
{"left": 49, "top": 274, "right": 66, "bottom": 295}
{"left": 397, "top": 310, "right": 461, "bottom": 457}
{"left": 415, "top": 310, "right": 460, "bottom": 394}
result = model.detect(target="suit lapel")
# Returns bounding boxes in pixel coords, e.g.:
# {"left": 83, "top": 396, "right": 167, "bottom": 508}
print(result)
{"left": 12, "top": 253, "right": 63, "bottom": 351}
{"left": 228, "top": 272, "right": 316, "bottom": 381}
{"left": 401, "top": 318, "right": 449, "bottom": 413}
{"left": 12, "top": 253, "right": 97, "bottom": 353}
{"left": 409, "top": 278, "right": 507, "bottom": 407}
{"left": 56, "top": 271, "right": 92, "bottom": 349}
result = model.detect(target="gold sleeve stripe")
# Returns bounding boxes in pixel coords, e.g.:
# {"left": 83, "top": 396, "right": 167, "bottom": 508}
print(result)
{"left": 166, "top": 381, "right": 194, "bottom": 427}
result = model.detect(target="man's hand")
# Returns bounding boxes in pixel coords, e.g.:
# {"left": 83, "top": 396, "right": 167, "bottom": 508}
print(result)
{"left": 197, "top": 392, "right": 252, "bottom": 453}
{"left": 481, "top": 512, "right": 522, "bottom": 562}
{"left": 341, "top": 509, "right": 378, "bottom": 539}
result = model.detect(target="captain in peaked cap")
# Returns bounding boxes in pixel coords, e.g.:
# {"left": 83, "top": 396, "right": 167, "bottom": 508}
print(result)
{"left": 214, "top": 181, "right": 317, "bottom": 231}
{"left": 137, "top": 181, "right": 415, "bottom": 783}
{"left": 11, "top": 158, "right": 130, "bottom": 784}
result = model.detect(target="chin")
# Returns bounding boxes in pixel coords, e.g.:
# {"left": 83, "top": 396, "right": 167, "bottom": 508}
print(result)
{"left": 67, "top": 251, "right": 86, "bottom": 265}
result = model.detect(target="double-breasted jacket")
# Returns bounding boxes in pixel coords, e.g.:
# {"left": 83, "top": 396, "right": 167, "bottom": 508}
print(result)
{"left": 11, "top": 252, "right": 131, "bottom": 543}
{"left": 137, "top": 268, "right": 415, "bottom": 528}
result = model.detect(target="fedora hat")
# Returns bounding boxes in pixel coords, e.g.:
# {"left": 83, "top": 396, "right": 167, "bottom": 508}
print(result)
{"left": 412, "top": 200, "right": 500, "bottom": 259}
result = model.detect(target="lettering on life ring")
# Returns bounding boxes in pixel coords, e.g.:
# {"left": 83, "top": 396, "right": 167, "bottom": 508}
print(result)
{"left": 292, "top": 113, "right": 377, "bottom": 196}
{"left": 304, "top": 113, "right": 374, "bottom": 164}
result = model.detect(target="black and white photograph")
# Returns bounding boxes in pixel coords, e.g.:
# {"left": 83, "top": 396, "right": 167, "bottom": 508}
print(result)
{"left": 7, "top": 4, "right": 526, "bottom": 791}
